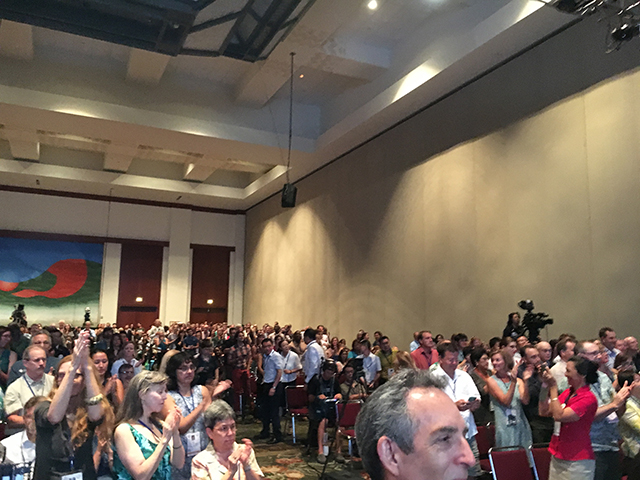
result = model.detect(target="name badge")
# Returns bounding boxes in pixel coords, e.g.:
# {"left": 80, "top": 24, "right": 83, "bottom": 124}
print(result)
{"left": 185, "top": 431, "right": 202, "bottom": 456}
{"left": 387, "top": 368, "right": 394, "bottom": 377}
{"left": 606, "top": 411, "right": 619, "bottom": 424}
{"left": 53, "top": 472, "right": 83, "bottom": 480}
{"left": 506, "top": 408, "right": 517, "bottom": 426}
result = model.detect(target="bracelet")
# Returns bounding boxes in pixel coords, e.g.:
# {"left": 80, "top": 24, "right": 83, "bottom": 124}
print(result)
{"left": 86, "top": 394, "right": 103, "bottom": 406}
{"left": 550, "top": 397, "right": 558, "bottom": 402}
{"left": 173, "top": 443, "right": 183, "bottom": 450}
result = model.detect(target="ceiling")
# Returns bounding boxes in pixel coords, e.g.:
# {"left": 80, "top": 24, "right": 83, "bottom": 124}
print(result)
{"left": 0, "top": 0, "right": 575, "bottom": 212}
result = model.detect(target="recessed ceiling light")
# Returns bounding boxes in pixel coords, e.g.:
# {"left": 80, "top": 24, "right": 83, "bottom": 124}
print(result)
{"left": 299, "top": 74, "right": 304, "bottom": 78}
{"left": 367, "top": 0, "right": 378, "bottom": 10}
{"left": 207, "top": 299, "right": 214, "bottom": 305}
{"left": 135, "top": 297, "right": 143, "bottom": 303}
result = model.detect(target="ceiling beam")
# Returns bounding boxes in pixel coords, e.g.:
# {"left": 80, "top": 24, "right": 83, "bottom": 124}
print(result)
{"left": 104, "top": 145, "right": 137, "bottom": 172}
{"left": 183, "top": 163, "right": 216, "bottom": 182}
{"left": 234, "top": 0, "right": 362, "bottom": 107}
{"left": 126, "top": 48, "right": 171, "bottom": 85}
{"left": 319, "top": 38, "right": 390, "bottom": 82}
{"left": 0, "top": 20, "right": 33, "bottom": 60}
{"left": 3, "top": 127, "right": 39, "bottom": 160}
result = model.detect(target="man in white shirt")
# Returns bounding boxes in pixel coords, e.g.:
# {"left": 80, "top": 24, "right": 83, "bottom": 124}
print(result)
{"left": 357, "top": 340, "right": 381, "bottom": 389}
{"left": 549, "top": 337, "right": 575, "bottom": 393}
{"left": 5, "top": 346, "right": 54, "bottom": 430}
{"left": 431, "top": 341, "right": 481, "bottom": 478}
{"left": 1, "top": 394, "right": 40, "bottom": 470}
{"left": 257, "top": 338, "right": 285, "bottom": 443}
{"left": 280, "top": 339, "right": 302, "bottom": 386}
{"left": 303, "top": 328, "right": 324, "bottom": 384}
{"left": 409, "top": 332, "right": 420, "bottom": 352}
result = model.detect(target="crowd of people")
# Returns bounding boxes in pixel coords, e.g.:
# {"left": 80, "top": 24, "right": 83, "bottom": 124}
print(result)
{"left": 0, "top": 313, "right": 637, "bottom": 480}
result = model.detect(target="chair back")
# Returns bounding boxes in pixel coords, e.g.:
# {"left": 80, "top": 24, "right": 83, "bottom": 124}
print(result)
{"left": 336, "top": 402, "right": 361, "bottom": 427}
{"left": 285, "top": 385, "right": 308, "bottom": 410}
{"left": 476, "top": 424, "right": 493, "bottom": 458}
{"left": 530, "top": 446, "right": 550, "bottom": 480}
{"left": 489, "top": 446, "right": 538, "bottom": 480}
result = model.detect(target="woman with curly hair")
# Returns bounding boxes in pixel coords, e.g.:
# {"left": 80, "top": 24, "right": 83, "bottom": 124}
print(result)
{"left": 34, "top": 331, "right": 113, "bottom": 480}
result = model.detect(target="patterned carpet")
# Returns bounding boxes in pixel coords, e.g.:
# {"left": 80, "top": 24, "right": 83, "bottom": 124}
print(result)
{"left": 237, "top": 417, "right": 367, "bottom": 480}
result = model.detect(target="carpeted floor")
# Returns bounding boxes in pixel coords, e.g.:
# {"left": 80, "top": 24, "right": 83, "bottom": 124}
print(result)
{"left": 237, "top": 416, "right": 367, "bottom": 480}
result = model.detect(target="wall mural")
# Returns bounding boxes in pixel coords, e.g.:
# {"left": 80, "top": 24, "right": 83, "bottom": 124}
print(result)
{"left": 0, "top": 237, "right": 103, "bottom": 325}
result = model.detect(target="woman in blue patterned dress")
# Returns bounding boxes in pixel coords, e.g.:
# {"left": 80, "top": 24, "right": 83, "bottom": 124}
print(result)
{"left": 487, "top": 350, "right": 533, "bottom": 449}
{"left": 113, "top": 371, "right": 184, "bottom": 480}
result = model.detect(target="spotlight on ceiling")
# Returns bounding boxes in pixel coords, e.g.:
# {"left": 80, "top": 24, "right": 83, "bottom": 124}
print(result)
{"left": 367, "top": 0, "right": 379, "bottom": 10}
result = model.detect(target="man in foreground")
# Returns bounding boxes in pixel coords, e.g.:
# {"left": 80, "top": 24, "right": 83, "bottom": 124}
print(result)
{"left": 355, "top": 369, "right": 475, "bottom": 480}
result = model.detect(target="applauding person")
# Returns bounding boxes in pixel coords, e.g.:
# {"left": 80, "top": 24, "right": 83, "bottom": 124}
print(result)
{"left": 113, "top": 371, "right": 185, "bottom": 480}
{"left": 191, "top": 400, "right": 264, "bottom": 480}
{"left": 486, "top": 350, "right": 532, "bottom": 449}
{"left": 34, "top": 331, "right": 111, "bottom": 480}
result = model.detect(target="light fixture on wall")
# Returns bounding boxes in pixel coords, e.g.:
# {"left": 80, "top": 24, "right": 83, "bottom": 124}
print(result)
{"left": 135, "top": 297, "right": 143, "bottom": 303}
{"left": 538, "top": 0, "right": 640, "bottom": 51}
{"left": 207, "top": 299, "right": 214, "bottom": 305}
{"left": 281, "top": 52, "right": 298, "bottom": 208}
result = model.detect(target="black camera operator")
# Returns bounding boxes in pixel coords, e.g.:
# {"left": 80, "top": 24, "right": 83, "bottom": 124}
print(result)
{"left": 307, "top": 360, "right": 342, "bottom": 464}
{"left": 503, "top": 312, "right": 524, "bottom": 339}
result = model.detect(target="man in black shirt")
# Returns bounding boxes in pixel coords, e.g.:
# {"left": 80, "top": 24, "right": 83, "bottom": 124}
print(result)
{"left": 195, "top": 339, "right": 220, "bottom": 386}
{"left": 518, "top": 344, "right": 553, "bottom": 443}
{"left": 307, "top": 360, "right": 342, "bottom": 463}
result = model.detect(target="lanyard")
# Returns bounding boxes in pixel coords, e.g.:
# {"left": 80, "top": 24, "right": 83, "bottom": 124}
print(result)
{"left": 138, "top": 419, "right": 160, "bottom": 442}
{"left": 178, "top": 388, "right": 195, "bottom": 415}
{"left": 23, "top": 375, "right": 43, "bottom": 398}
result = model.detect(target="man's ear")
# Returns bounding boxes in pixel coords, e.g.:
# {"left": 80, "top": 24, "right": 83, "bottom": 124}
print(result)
{"left": 377, "top": 435, "right": 402, "bottom": 478}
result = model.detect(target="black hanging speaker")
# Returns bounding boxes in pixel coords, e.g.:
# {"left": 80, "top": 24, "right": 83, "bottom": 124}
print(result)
{"left": 281, "top": 183, "right": 297, "bottom": 208}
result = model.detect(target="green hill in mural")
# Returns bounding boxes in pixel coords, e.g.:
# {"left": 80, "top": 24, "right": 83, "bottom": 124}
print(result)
{"left": 0, "top": 260, "right": 102, "bottom": 308}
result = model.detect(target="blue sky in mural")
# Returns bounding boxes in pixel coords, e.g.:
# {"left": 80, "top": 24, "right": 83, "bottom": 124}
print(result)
{"left": 0, "top": 238, "right": 103, "bottom": 283}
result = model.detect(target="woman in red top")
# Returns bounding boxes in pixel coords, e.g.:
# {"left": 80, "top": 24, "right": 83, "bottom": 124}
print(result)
{"left": 540, "top": 356, "right": 598, "bottom": 480}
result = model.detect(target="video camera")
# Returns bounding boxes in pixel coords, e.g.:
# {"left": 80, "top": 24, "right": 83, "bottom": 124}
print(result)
{"left": 518, "top": 299, "right": 553, "bottom": 342}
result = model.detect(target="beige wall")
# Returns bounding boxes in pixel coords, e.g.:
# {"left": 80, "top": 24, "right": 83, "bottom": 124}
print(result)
{"left": 244, "top": 19, "right": 640, "bottom": 345}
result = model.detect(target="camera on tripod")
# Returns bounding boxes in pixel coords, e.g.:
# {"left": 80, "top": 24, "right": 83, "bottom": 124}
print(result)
{"left": 518, "top": 299, "right": 553, "bottom": 342}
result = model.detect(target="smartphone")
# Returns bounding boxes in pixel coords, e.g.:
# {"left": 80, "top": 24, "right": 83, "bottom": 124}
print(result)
{"left": 468, "top": 397, "right": 476, "bottom": 402}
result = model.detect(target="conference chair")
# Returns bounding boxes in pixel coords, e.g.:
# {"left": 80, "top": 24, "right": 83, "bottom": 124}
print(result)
{"left": 489, "top": 446, "right": 539, "bottom": 480}
{"left": 476, "top": 422, "right": 495, "bottom": 473}
{"left": 336, "top": 402, "right": 361, "bottom": 460}
{"left": 284, "top": 385, "right": 309, "bottom": 444}
{"left": 530, "top": 445, "right": 551, "bottom": 480}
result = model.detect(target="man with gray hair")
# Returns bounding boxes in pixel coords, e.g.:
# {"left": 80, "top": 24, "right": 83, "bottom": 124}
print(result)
{"left": 355, "top": 369, "right": 475, "bottom": 480}
{"left": 5, "top": 345, "right": 54, "bottom": 431}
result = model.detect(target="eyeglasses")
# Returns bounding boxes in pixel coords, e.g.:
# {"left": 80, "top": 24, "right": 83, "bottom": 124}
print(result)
{"left": 213, "top": 423, "right": 237, "bottom": 434}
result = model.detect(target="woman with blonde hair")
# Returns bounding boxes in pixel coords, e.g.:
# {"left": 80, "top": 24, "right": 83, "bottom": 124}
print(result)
{"left": 391, "top": 350, "right": 415, "bottom": 375}
{"left": 113, "top": 370, "right": 184, "bottom": 480}
{"left": 34, "top": 331, "right": 112, "bottom": 480}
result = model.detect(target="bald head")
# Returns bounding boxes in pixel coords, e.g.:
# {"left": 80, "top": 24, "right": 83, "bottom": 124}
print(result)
{"left": 626, "top": 337, "right": 638, "bottom": 355}
{"left": 536, "top": 342, "right": 552, "bottom": 363}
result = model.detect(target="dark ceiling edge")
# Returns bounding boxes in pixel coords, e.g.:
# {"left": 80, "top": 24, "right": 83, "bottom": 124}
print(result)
{"left": 246, "top": 16, "right": 582, "bottom": 213}
{"left": 0, "top": 229, "right": 170, "bottom": 247}
{"left": 0, "top": 184, "right": 246, "bottom": 215}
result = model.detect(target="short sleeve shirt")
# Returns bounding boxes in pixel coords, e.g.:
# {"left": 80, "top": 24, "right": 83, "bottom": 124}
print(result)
{"left": 549, "top": 385, "right": 598, "bottom": 461}
{"left": 191, "top": 442, "right": 263, "bottom": 480}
